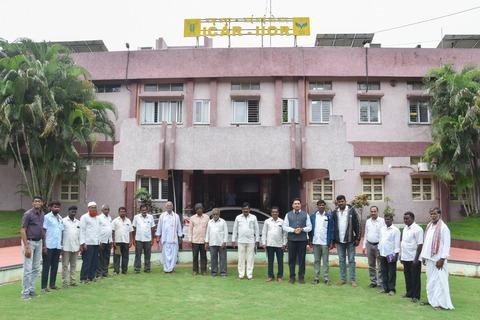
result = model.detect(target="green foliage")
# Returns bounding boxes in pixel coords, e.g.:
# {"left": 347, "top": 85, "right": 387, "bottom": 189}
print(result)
{"left": 383, "top": 196, "right": 395, "bottom": 216}
{"left": 351, "top": 194, "right": 370, "bottom": 222}
{"left": 134, "top": 188, "right": 160, "bottom": 213}
{"left": 423, "top": 65, "right": 480, "bottom": 216}
{"left": 0, "top": 39, "right": 117, "bottom": 201}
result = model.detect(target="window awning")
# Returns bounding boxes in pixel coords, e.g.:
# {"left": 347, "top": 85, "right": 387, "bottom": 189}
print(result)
{"left": 308, "top": 91, "right": 335, "bottom": 99}
{"left": 410, "top": 172, "right": 433, "bottom": 178}
{"left": 360, "top": 171, "right": 389, "bottom": 177}
{"left": 139, "top": 92, "right": 184, "bottom": 99}
{"left": 357, "top": 92, "right": 384, "bottom": 99}
{"left": 230, "top": 92, "right": 261, "bottom": 99}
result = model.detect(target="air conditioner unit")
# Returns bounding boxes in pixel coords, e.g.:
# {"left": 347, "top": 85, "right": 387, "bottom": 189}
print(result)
{"left": 417, "top": 162, "right": 430, "bottom": 172}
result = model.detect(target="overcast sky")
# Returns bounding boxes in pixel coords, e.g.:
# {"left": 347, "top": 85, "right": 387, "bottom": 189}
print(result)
{"left": 2, "top": 0, "right": 480, "bottom": 51}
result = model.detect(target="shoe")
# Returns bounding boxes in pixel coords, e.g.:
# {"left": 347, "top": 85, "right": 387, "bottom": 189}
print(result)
{"left": 420, "top": 301, "right": 430, "bottom": 306}
{"left": 337, "top": 280, "right": 346, "bottom": 286}
{"left": 192, "top": 272, "right": 197, "bottom": 276}
{"left": 298, "top": 278, "right": 305, "bottom": 284}
{"left": 29, "top": 291, "right": 38, "bottom": 297}
{"left": 41, "top": 288, "right": 50, "bottom": 293}
{"left": 121, "top": 271, "right": 127, "bottom": 275}
{"left": 266, "top": 278, "right": 274, "bottom": 282}
{"left": 368, "top": 283, "right": 377, "bottom": 288}
{"left": 289, "top": 278, "right": 296, "bottom": 284}
{"left": 49, "top": 286, "right": 59, "bottom": 290}
{"left": 388, "top": 291, "right": 396, "bottom": 296}
{"left": 324, "top": 279, "right": 331, "bottom": 286}
{"left": 238, "top": 276, "right": 245, "bottom": 280}
{"left": 135, "top": 270, "right": 140, "bottom": 274}
{"left": 351, "top": 281, "right": 358, "bottom": 288}
{"left": 411, "top": 298, "right": 418, "bottom": 303}
{"left": 311, "top": 279, "right": 320, "bottom": 285}
{"left": 22, "top": 294, "right": 31, "bottom": 301}
{"left": 401, "top": 294, "right": 411, "bottom": 299}
{"left": 277, "top": 278, "right": 283, "bottom": 283}
{"left": 202, "top": 272, "right": 207, "bottom": 276}
{"left": 378, "top": 289, "right": 387, "bottom": 294}
{"left": 247, "top": 277, "right": 253, "bottom": 280}
{"left": 144, "top": 270, "right": 151, "bottom": 273}
{"left": 221, "top": 274, "right": 227, "bottom": 278}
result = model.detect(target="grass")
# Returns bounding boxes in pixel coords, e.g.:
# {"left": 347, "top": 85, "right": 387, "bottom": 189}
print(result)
{"left": 0, "top": 211, "right": 23, "bottom": 238}
{"left": 448, "top": 216, "right": 480, "bottom": 241}
{"left": 0, "top": 265, "right": 478, "bottom": 320}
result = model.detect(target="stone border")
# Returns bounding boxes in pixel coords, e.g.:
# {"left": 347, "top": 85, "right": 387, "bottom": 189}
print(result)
{"left": 0, "top": 237, "right": 20, "bottom": 248}
{"left": 451, "top": 239, "right": 480, "bottom": 251}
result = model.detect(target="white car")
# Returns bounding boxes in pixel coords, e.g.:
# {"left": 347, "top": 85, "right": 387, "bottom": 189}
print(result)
{"left": 183, "top": 207, "right": 271, "bottom": 247}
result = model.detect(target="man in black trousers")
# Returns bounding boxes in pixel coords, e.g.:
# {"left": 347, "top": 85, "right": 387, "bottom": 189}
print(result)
{"left": 400, "top": 211, "right": 424, "bottom": 303}
{"left": 282, "top": 198, "right": 312, "bottom": 284}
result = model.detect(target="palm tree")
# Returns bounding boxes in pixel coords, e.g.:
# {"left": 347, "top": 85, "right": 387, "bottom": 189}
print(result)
{"left": 0, "top": 38, "right": 116, "bottom": 202}
{"left": 423, "top": 64, "right": 480, "bottom": 216}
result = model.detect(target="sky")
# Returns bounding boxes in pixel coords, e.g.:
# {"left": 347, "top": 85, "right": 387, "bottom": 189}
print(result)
{"left": 1, "top": 0, "right": 480, "bottom": 51}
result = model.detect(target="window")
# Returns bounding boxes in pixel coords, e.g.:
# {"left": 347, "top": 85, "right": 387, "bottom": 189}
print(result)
{"left": 144, "top": 83, "right": 184, "bottom": 92}
{"left": 282, "top": 99, "right": 298, "bottom": 123}
{"left": 309, "top": 81, "right": 332, "bottom": 91}
{"left": 139, "top": 177, "right": 169, "bottom": 201}
{"left": 362, "top": 177, "right": 384, "bottom": 201}
{"left": 359, "top": 100, "right": 380, "bottom": 123}
{"left": 193, "top": 100, "right": 210, "bottom": 124}
{"left": 232, "top": 100, "right": 259, "bottom": 124}
{"left": 358, "top": 82, "right": 380, "bottom": 91}
{"left": 231, "top": 82, "right": 260, "bottom": 90}
{"left": 410, "top": 157, "right": 422, "bottom": 165}
{"left": 95, "top": 84, "right": 121, "bottom": 93}
{"left": 409, "top": 100, "right": 430, "bottom": 124}
{"left": 407, "top": 81, "right": 425, "bottom": 90}
{"left": 360, "top": 157, "right": 384, "bottom": 165}
{"left": 141, "top": 101, "right": 183, "bottom": 124}
{"left": 412, "top": 178, "right": 433, "bottom": 201}
{"left": 81, "top": 157, "right": 113, "bottom": 166}
{"left": 60, "top": 179, "right": 80, "bottom": 201}
{"left": 310, "top": 100, "right": 331, "bottom": 123}
{"left": 312, "top": 178, "right": 334, "bottom": 201}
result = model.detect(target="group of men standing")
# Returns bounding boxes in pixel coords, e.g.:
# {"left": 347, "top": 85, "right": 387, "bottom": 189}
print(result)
{"left": 20, "top": 194, "right": 455, "bottom": 310}
{"left": 20, "top": 197, "right": 183, "bottom": 300}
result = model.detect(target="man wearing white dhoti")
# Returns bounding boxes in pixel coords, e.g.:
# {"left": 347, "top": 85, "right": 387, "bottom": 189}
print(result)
{"left": 155, "top": 202, "right": 183, "bottom": 273}
{"left": 420, "top": 207, "right": 454, "bottom": 310}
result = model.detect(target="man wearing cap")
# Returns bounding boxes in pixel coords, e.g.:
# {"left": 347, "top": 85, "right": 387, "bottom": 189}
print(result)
{"left": 156, "top": 201, "right": 183, "bottom": 273}
{"left": 189, "top": 203, "right": 209, "bottom": 275}
{"left": 112, "top": 207, "right": 133, "bottom": 274}
{"left": 80, "top": 201, "right": 100, "bottom": 283}
{"left": 62, "top": 206, "right": 80, "bottom": 288}
{"left": 41, "top": 200, "right": 64, "bottom": 292}
{"left": 232, "top": 202, "right": 260, "bottom": 280}
{"left": 20, "top": 196, "right": 45, "bottom": 300}
{"left": 132, "top": 204, "right": 156, "bottom": 273}
{"left": 97, "top": 204, "right": 113, "bottom": 278}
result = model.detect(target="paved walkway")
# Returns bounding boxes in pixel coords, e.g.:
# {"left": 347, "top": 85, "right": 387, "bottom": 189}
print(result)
{"left": 2, "top": 242, "right": 479, "bottom": 269}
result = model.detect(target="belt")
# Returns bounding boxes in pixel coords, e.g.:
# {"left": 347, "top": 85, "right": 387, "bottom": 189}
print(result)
{"left": 28, "top": 238, "right": 41, "bottom": 241}
{"left": 367, "top": 241, "right": 379, "bottom": 246}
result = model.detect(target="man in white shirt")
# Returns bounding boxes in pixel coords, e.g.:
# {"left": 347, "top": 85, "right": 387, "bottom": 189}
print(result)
{"left": 156, "top": 201, "right": 183, "bottom": 273}
{"left": 420, "top": 208, "right": 454, "bottom": 310}
{"left": 232, "top": 202, "right": 260, "bottom": 280}
{"left": 309, "top": 200, "right": 334, "bottom": 285}
{"left": 62, "top": 206, "right": 80, "bottom": 288}
{"left": 80, "top": 201, "right": 100, "bottom": 283}
{"left": 362, "top": 206, "right": 385, "bottom": 288}
{"left": 132, "top": 204, "right": 156, "bottom": 273}
{"left": 378, "top": 213, "right": 400, "bottom": 296}
{"left": 332, "top": 195, "right": 360, "bottom": 287}
{"left": 97, "top": 204, "right": 113, "bottom": 278}
{"left": 205, "top": 208, "right": 228, "bottom": 277}
{"left": 112, "top": 206, "right": 133, "bottom": 274}
{"left": 401, "top": 211, "right": 424, "bottom": 303}
{"left": 262, "top": 206, "right": 286, "bottom": 282}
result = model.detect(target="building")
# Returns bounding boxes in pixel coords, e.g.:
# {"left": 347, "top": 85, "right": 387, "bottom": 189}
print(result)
{"left": 1, "top": 35, "right": 479, "bottom": 222}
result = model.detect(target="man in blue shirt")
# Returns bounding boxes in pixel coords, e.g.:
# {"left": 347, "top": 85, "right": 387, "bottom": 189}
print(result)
{"left": 42, "top": 200, "right": 64, "bottom": 292}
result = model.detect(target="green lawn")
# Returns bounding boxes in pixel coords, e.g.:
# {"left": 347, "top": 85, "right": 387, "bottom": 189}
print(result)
{"left": 1, "top": 266, "right": 478, "bottom": 320}
{"left": 0, "top": 211, "right": 23, "bottom": 238}
{"left": 448, "top": 216, "right": 480, "bottom": 241}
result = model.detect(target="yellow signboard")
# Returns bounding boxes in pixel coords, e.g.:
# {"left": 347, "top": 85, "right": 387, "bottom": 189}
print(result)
{"left": 184, "top": 17, "right": 310, "bottom": 37}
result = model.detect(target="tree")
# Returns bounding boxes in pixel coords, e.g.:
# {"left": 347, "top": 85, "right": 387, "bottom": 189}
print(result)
{"left": 423, "top": 64, "right": 480, "bottom": 216}
{"left": 0, "top": 39, "right": 117, "bottom": 202}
